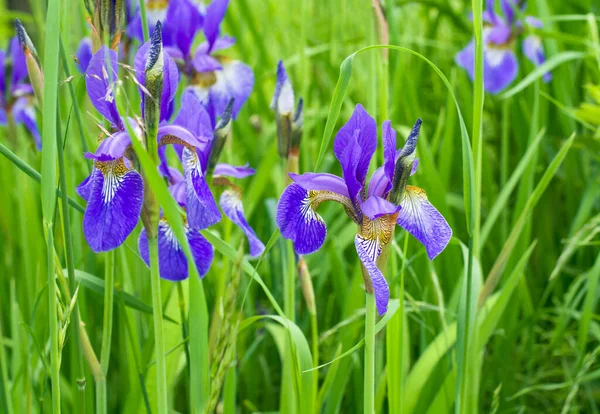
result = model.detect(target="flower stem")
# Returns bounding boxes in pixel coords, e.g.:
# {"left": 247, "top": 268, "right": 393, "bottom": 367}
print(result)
{"left": 364, "top": 291, "right": 376, "bottom": 414}
{"left": 46, "top": 226, "right": 61, "bottom": 414}
{"left": 149, "top": 236, "right": 168, "bottom": 413}
{"left": 98, "top": 249, "right": 115, "bottom": 413}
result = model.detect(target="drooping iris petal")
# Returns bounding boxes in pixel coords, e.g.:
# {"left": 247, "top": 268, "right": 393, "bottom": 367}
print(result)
{"left": 158, "top": 124, "right": 206, "bottom": 149}
{"left": 83, "top": 161, "right": 144, "bottom": 252}
{"left": 276, "top": 183, "right": 327, "bottom": 255}
{"left": 9, "top": 36, "right": 27, "bottom": 88}
{"left": 360, "top": 195, "right": 400, "bottom": 220}
{"left": 164, "top": 0, "right": 203, "bottom": 57}
{"left": 213, "top": 163, "right": 255, "bottom": 178}
{"left": 85, "top": 46, "right": 123, "bottom": 129}
{"left": 354, "top": 234, "right": 390, "bottom": 316}
{"left": 138, "top": 221, "right": 214, "bottom": 280}
{"left": 523, "top": 35, "right": 552, "bottom": 83}
{"left": 134, "top": 40, "right": 180, "bottom": 121}
{"left": 220, "top": 189, "right": 265, "bottom": 257}
{"left": 85, "top": 131, "right": 131, "bottom": 162}
{"left": 396, "top": 185, "right": 452, "bottom": 260}
{"left": 12, "top": 97, "right": 41, "bottom": 149}
{"left": 289, "top": 172, "right": 350, "bottom": 198}
{"left": 333, "top": 104, "right": 377, "bottom": 203}
{"left": 271, "top": 60, "right": 294, "bottom": 114}
{"left": 77, "top": 37, "right": 93, "bottom": 73}
{"left": 208, "top": 60, "right": 254, "bottom": 118}
{"left": 182, "top": 147, "right": 221, "bottom": 229}
{"left": 203, "top": 0, "right": 229, "bottom": 52}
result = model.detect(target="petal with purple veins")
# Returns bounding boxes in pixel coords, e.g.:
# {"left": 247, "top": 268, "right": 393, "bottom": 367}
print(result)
{"left": 85, "top": 131, "right": 131, "bottom": 162}
{"left": 83, "top": 160, "right": 144, "bottom": 252}
{"left": 355, "top": 234, "right": 389, "bottom": 315}
{"left": 396, "top": 185, "right": 452, "bottom": 260}
{"left": 182, "top": 147, "right": 221, "bottom": 229}
{"left": 333, "top": 104, "right": 377, "bottom": 203}
{"left": 85, "top": 46, "right": 122, "bottom": 129}
{"left": 483, "top": 46, "right": 518, "bottom": 93}
{"left": 289, "top": 172, "right": 350, "bottom": 198}
{"left": 220, "top": 189, "right": 265, "bottom": 257}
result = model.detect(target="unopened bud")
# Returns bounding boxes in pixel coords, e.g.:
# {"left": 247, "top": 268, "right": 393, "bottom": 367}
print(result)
{"left": 207, "top": 99, "right": 234, "bottom": 175}
{"left": 298, "top": 257, "right": 316, "bottom": 315}
{"left": 291, "top": 97, "right": 303, "bottom": 151}
{"left": 100, "top": 0, "right": 126, "bottom": 44}
{"left": 271, "top": 60, "right": 297, "bottom": 158}
{"left": 389, "top": 118, "right": 421, "bottom": 204}
{"left": 143, "top": 22, "right": 164, "bottom": 141}
{"left": 15, "top": 19, "right": 44, "bottom": 110}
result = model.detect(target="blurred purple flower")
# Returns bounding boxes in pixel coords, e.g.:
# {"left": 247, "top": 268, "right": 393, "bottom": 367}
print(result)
{"left": 0, "top": 36, "right": 40, "bottom": 149}
{"left": 456, "top": 0, "right": 551, "bottom": 94}
{"left": 276, "top": 105, "right": 452, "bottom": 315}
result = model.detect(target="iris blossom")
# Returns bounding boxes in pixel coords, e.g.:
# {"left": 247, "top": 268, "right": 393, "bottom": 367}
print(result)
{"left": 276, "top": 105, "right": 452, "bottom": 315}
{"left": 456, "top": 0, "right": 551, "bottom": 94}
{"left": 76, "top": 37, "right": 93, "bottom": 73}
{"left": 0, "top": 36, "right": 40, "bottom": 149}
{"left": 77, "top": 28, "right": 211, "bottom": 257}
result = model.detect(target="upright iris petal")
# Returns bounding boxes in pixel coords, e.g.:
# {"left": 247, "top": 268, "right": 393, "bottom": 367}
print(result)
{"left": 220, "top": 189, "right": 265, "bottom": 257}
{"left": 85, "top": 46, "right": 123, "bottom": 129}
{"left": 333, "top": 104, "right": 377, "bottom": 203}
{"left": 9, "top": 36, "right": 27, "bottom": 88}
{"left": 77, "top": 37, "right": 93, "bottom": 73}
{"left": 203, "top": 0, "right": 229, "bottom": 52}
{"left": 164, "top": 0, "right": 203, "bottom": 58}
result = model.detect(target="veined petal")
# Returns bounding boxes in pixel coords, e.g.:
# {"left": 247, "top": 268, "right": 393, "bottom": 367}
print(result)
{"left": 333, "top": 104, "right": 377, "bottom": 202}
{"left": 289, "top": 172, "right": 350, "bottom": 198}
{"left": 360, "top": 195, "right": 400, "bottom": 220}
{"left": 276, "top": 183, "right": 327, "bottom": 255}
{"left": 214, "top": 163, "right": 255, "bottom": 178}
{"left": 203, "top": 0, "right": 229, "bottom": 52}
{"left": 182, "top": 147, "right": 221, "bottom": 229}
{"left": 85, "top": 46, "right": 122, "bottom": 129}
{"left": 396, "top": 185, "right": 452, "bottom": 260}
{"left": 523, "top": 35, "right": 552, "bottom": 83}
{"left": 271, "top": 60, "right": 294, "bottom": 115}
{"left": 85, "top": 131, "right": 131, "bottom": 161}
{"left": 138, "top": 220, "right": 214, "bottom": 280}
{"left": 77, "top": 37, "right": 93, "bottom": 73}
{"left": 220, "top": 189, "right": 265, "bottom": 257}
{"left": 83, "top": 161, "right": 144, "bottom": 252}
{"left": 483, "top": 46, "right": 518, "bottom": 93}
{"left": 158, "top": 124, "right": 207, "bottom": 149}
{"left": 209, "top": 60, "right": 254, "bottom": 118}
{"left": 355, "top": 234, "right": 390, "bottom": 316}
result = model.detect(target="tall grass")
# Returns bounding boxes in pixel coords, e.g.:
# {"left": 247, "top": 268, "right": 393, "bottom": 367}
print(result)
{"left": 0, "top": 0, "right": 598, "bottom": 413}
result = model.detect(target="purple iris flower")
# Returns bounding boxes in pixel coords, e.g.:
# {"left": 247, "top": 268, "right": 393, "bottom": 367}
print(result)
{"left": 76, "top": 37, "right": 93, "bottom": 73}
{"left": 77, "top": 35, "right": 214, "bottom": 258}
{"left": 276, "top": 105, "right": 452, "bottom": 315}
{"left": 456, "top": 0, "right": 551, "bottom": 94}
{"left": 0, "top": 37, "right": 41, "bottom": 149}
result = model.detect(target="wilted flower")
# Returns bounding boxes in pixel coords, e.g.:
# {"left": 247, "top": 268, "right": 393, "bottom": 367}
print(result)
{"left": 276, "top": 104, "right": 452, "bottom": 315}
{"left": 0, "top": 35, "right": 40, "bottom": 149}
{"left": 456, "top": 0, "right": 551, "bottom": 94}
{"left": 271, "top": 60, "right": 303, "bottom": 159}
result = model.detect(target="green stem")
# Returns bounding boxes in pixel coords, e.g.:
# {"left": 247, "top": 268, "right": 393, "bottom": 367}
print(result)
{"left": 176, "top": 282, "right": 191, "bottom": 375}
{"left": 46, "top": 227, "right": 61, "bottom": 414}
{"left": 364, "top": 292, "right": 376, "bottom": 414}
{"left": 139, "top": 0, "right": 149, "bottom": 42}
{"left": 285, "top": 242, "right": 296, "bottom": 321}
{"left": 310, "top": 311, "right": 319, "bottom": 411}
{"left": 149, "top": 236, "right": 168, "bottom": 413}
{"left": 98, "top": 249, "right": 115, "bottom": 413}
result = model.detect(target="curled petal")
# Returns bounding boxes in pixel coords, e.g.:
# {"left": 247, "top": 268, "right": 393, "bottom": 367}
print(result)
{"left": 396, "top": 185, "right": 452, "bottom": 260}
{"left": 138, "top": 221, "right": 214, "bottom": 281}
{"left": 220, "top": 189, "right": 265, "bottom": 257}
{"left": 158, "top": 124, "right": 207, "bottom": 149}
{"left": 333, "top": 104, "right": 377, "bottom": 202}
{"left": 214, "top": 163, "right": 255, "bottom": 179}
{"left": 85, "top": 131, "right": 131, "bottom": 161}
{"left": 183, "top": 147, "right": 221, "bottom": 229}
{"left": 523, "top": 35, "right": 552, "bottom": 83}
{"left": 85, "top": 46, "right": 122, "bottom": 128}
{"left": 355, "top": 234, "right": 389, "bottom": 315}
{"left": 83, "top": 162, "right": 144, "bottom": 252}
{"left": 360, "top": 195, "right": 400, "bottom": 220}
{"left": 276, "top": 183, "right": 327, "bottom": 255}
{"left": 289, "top": 172, "right": 350, "bottom": 198}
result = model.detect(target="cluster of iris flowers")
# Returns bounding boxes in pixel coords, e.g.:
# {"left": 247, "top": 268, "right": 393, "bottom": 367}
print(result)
{"left": 2, "top": 0, "right": 551, "bottom": 288}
